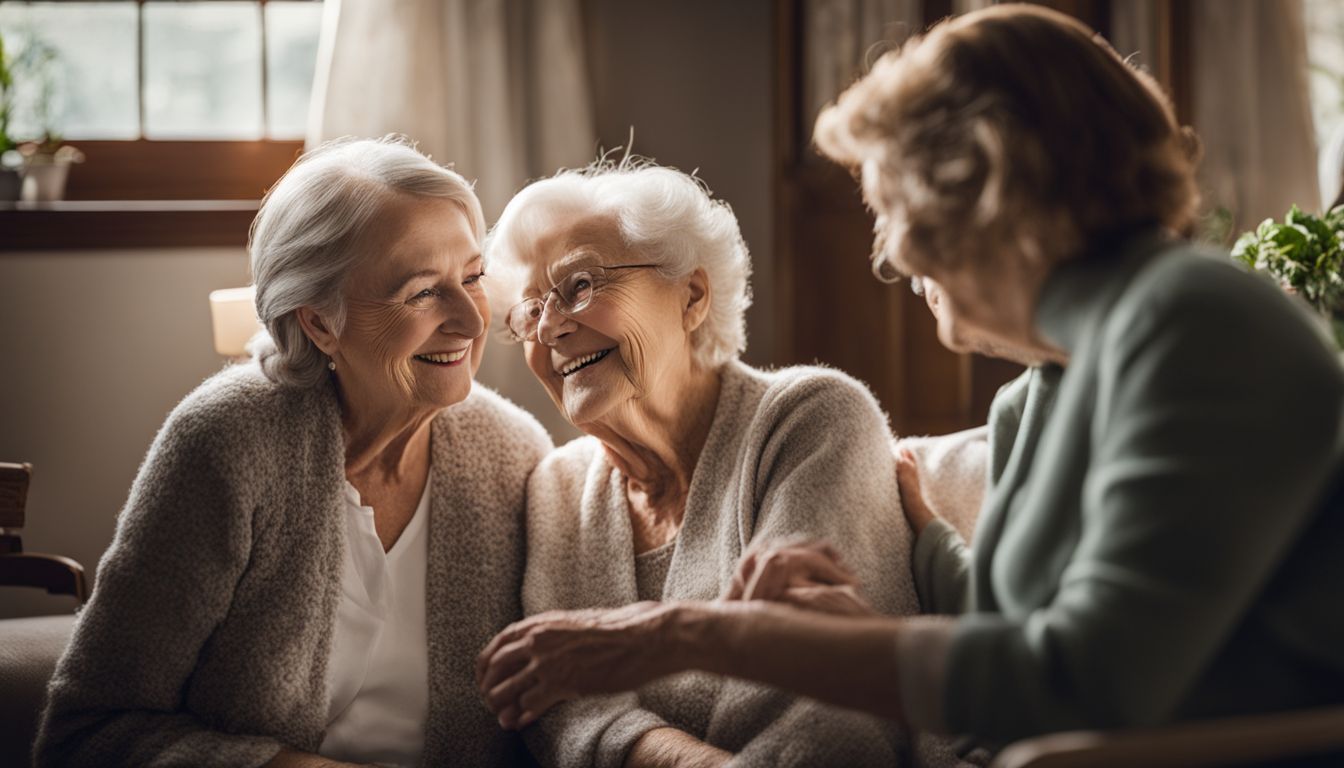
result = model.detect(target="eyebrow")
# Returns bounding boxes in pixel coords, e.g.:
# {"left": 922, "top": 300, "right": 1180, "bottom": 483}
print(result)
{"left": 528, "top": 250, "right": 600, "bottom": 296}
{"left": 387, "top": 253, "right": 483, "bottom": 295}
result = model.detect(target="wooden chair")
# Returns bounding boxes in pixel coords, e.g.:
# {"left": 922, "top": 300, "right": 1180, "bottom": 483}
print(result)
{"left": 0, "top": 462, "right": 88, "bottom": 603}
{"left": 990, "top": 706, "right": 1344, "bottom": 768}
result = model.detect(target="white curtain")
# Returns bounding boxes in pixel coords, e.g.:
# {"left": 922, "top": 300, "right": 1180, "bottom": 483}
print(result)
{"left": 1112, "top": 0, "right": 1319, "bottom": 238}
{"left": 1190, "top": 1, "right": 1319, "bottom": 234}
{"left": 308, "top": 0, "right": 595, "bottom": 219}
{"left": 307, "top": 0, "right": 594, "bottom": 440}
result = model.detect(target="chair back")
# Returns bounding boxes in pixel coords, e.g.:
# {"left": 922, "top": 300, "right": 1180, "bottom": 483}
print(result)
{"left": 0, "top": 462, "right": 88, "bottom": 603}
{"left": 0, "top": 462, "right": 32, "bottom": 552}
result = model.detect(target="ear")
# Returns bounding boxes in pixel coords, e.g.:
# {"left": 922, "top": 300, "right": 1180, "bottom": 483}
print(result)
{"left": 683, "top": 268, "right": 712, "bottom": 333}
{"left": 296, "top": 306, "right": 340, "bottom": 356}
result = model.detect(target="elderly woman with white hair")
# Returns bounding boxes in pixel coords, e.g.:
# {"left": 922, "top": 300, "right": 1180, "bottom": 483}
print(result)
{"left": 477, "top": 5, "right": 1344, "bottom": 756}
{"left": 475, "top": 162, "right": 947, "bottom": 768}
{"left": 35, "top": 137, "right": 551, "bottom": 768}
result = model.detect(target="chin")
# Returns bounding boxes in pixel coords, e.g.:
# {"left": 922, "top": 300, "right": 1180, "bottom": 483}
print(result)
{"left": 557, "top": 377, "right": 633, "bottom": 428}
{"left": 422, "top": 377, "right": 474, "bottom": 410}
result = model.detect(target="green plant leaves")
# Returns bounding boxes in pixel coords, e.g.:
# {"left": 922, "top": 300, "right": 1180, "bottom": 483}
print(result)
{"left": 1233, "top": 204, "right": 1344, "bottom": 346}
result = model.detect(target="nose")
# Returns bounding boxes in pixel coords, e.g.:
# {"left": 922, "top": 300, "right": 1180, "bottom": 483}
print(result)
{"left": 439, "top": 285, "right": 487, "bottom": 338}
{"left": 535, "top": 293, "right": 574, "bottom": 346}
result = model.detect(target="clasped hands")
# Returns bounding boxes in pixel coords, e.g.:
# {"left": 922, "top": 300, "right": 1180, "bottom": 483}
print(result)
{"left": 475, "top": 449, "right": 937, "bottom": 729}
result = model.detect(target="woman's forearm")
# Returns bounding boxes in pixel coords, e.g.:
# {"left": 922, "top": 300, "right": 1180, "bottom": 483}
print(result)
{"left": 673, "top": 601, "right": 906, "bottom": 723}
{"left": 624, "top": 727, "right": 731, "bottom": 768}
{"left": 262, "top": 747, "right": 361, "bottom": 768}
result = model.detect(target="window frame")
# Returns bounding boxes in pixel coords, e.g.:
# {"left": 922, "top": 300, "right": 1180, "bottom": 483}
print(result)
{"left": 1, "top": 0, "right": 317, "bottom": 251}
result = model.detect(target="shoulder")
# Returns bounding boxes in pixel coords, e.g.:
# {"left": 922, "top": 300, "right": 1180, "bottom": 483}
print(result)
{"left": 441, "top": 384, "right": 553, "bottom": 453}
{"left": 1107, "top": 245, "right": 1341, "bottom": 373}
{"left": 1100, "top": 244, "right": 1344, "bottom": 432}
{"left": 1114, "top": 245, "right": 1324, "bottom": 343}
{"left": 156, "top": 361, "right": 333, "bottom": 458}
{"left": 739, "top": 361, "right": 891, "bottom": 437}
{"left": 528, "top": 435, "right": 603, "bottom": 502}
{"left": 434, "top": 383, "right": 555, "bottom": 473}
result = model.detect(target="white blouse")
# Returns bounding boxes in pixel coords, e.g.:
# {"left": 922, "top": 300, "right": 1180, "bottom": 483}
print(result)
{"left": 319, "top": 479, "right": 430, "bottom": 767}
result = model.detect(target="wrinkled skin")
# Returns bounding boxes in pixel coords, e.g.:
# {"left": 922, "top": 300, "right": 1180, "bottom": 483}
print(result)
{"left": 475, "top": 602, "right": 681, "bottom": 729}
{"left": 726, "top": 539, "right": 875, "bottom": 617}
{"left": 300, "top": 194, "right": 489, "bottom": 424}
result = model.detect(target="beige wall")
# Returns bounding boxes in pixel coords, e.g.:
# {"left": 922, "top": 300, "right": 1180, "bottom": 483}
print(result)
{"left": 0, "top": 0, "right": 774, "bottom": 619}
{"left": 0, "top": 249, "right": 252, "bottom": 619}
{"left": 586, "top": 0, "right": 775, "bottom": 365}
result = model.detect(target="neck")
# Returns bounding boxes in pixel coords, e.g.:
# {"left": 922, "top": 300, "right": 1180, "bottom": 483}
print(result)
{"left": 584, "top": 362, "right": 723, "bottom": 509}
{"left": 337, "top": 381, "right": 436, "bottom": 480}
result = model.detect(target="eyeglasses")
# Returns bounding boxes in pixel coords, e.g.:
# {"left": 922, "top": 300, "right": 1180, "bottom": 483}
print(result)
{"left": 506, "top": 263, "right": 660, "bottom": 342}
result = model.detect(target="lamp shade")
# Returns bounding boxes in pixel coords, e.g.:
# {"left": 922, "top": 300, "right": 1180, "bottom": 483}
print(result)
{"left": 208, "top": 286, "right": 263, "bottom": 358}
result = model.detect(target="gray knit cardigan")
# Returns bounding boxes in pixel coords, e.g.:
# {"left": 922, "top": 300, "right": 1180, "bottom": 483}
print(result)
{"left": 521, "top": 360, "right": 959, "bottom": 768}
{"left": 34, "top": 362, "right": 552, "bottom": 767}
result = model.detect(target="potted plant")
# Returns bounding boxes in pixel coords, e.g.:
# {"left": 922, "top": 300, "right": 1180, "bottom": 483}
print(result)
{"left": 18, "top": 133, "right": 83, "bottom": 202}
{"left": 1232, "top": 203, "right": 1344, "bottom": 346}
{"left": 0, "top": 32, "right": 21, "bottom": 202}
{"left": 10, "top": 33, "right": 80, "bottom": 202}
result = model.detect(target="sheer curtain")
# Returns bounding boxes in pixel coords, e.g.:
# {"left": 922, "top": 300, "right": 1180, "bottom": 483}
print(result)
{"left": 307, "top": 0, "right": 594, "bottom": 439}
{"left": 1190, "top": 0, "right": 1319, "bottom": 234}
{"left": 1113, "top": 1, "right": 1320, "bottom": 238}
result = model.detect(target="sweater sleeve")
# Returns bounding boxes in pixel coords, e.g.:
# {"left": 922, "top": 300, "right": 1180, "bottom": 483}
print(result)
{"left": 522, "top": 697, "right": 668, "bottom": 768}
{"left": 709, "top": 370, "right": 914, "bottom": 766}
{"left": 35, "top": 403, "right": 283, "bottom": 768}
{"left": 912, "top": 519, "right": 972, "bottom": 615}
{"left": 937, "top": 269, "right": 1344, "bottom": 740}
{"left": 519, "top": 446, "right": 669, "bottom": 768}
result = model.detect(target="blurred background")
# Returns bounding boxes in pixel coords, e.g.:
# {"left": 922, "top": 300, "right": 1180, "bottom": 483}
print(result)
{"left": 2, "top": 0, "right": 1343, "bottom": 619}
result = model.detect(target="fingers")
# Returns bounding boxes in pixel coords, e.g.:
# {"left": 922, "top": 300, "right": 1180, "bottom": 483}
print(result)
{"left": 482, "top": 639, "right": 571, "bottom": 729}
{"left": 476, "top": 613, "right": 549, "bottom": 688}
{"left": 480, "top": 636, "right": 535, "bottom": 701}
{"left": 896, "top": 448, "right": 939, "bottom": 533}
{"left": 743, "top": 544, "right": 858, "bottom": 602}
{"left": 516, "top": 681, "right": 570, "bottom": 728}
{"left": 781, "top": 584, "right": 875, "bottom": 617}
{"left": 725, "top": 550, "right": 759, "bottom": 600}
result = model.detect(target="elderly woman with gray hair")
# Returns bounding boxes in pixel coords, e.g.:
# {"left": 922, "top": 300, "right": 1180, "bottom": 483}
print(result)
{"left": 475, "top": 162, "right": 949, "bottom": 768}
{"left": 35, "top": 137, "right": 551, "bottom": 768}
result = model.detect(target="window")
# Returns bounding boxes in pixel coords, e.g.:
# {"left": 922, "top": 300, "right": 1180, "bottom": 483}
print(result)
{"left": 1304, "top": 0, "right": 1344, "bottom": 208}
{"left": 0, "top": 0, "right": 321, "bottom": 141}
{"left": 1, "top": 0, "right": 322, "bottom": 249}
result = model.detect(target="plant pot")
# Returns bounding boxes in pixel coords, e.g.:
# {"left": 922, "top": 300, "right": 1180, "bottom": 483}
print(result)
{"left": 21, "top": 160, "right": 72, "bottom": 202}
{"left": 0, "top": 168, "right": 19, "bottom": 202}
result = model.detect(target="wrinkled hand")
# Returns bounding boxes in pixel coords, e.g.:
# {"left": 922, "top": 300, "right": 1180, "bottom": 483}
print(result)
{"left": 725, "top": 540, "right": 871, "bottom": 615}
{"left": 475, "top": 601, "right": 679, "bottom": 729}
{"left": 895, "top": 447, "right": 937, "bottom": 535}
{"left": 778, "top": 583, "right": 875, "bottom": 616}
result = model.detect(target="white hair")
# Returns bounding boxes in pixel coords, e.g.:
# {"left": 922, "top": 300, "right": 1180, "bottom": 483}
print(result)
{"left": 484, "top": 159, "right": 752, "bottom": 367}
{"left": 248, "top": 135, "right": 486, "bottom": 388}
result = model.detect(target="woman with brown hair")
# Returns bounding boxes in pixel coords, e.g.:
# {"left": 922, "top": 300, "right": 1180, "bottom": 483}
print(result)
{"left": 477, "top": 3, "right": 1344, "bottom": 751}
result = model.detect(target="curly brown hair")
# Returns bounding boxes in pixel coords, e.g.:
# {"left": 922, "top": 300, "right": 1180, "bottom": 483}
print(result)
{"left": 814, "top": 4, "right": 1200, "bottom": 278}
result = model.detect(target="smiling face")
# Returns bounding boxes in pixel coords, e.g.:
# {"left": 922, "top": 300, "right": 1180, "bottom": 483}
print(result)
{"left": 512, "top": 216, "right": 695, "bottom": 428}
{"left": 313, "top": 193, "right": 488, "bottom": 420}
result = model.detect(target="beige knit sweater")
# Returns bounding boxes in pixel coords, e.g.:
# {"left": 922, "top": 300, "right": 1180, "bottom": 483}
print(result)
{"left": 34, "top": 362, "right": 552, "bottom": 767}
{"left": 522, "top": 360, "right": 952, "bottom": 768}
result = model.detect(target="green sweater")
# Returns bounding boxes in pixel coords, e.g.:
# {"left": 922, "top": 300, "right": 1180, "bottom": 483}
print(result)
{"left": 910, "top": 232, "right": 1344, "bottom": 742}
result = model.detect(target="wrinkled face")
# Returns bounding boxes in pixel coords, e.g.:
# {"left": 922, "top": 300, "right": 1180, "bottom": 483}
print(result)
{"left": 861, "top": 160, "right": 1031, "bottom": 352}
{"left": 512, "top": 216, "right": 689, "bottom": 427}
{"left": 329, "top": 195, "right": 488, "bottom": 415}
{"left": 920, "top": 278, "right": 1042, "bottom": 365}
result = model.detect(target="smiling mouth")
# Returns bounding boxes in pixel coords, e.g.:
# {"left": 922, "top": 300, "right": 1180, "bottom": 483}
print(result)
{"left": 560, "top": 348, "right": 612, "bottom": 377}
{"left": 413, "top": 349, "right": 468, "bottom": 366}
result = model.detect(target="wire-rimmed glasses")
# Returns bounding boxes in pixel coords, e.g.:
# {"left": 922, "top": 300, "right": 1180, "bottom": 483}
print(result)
{"left": 506, "top": 264, "right": 660, "bottom": 342}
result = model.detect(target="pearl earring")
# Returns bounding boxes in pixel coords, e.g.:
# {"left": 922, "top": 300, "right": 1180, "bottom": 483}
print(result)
{"left": 328, "top": 359, "right": 336, "bottom": 371}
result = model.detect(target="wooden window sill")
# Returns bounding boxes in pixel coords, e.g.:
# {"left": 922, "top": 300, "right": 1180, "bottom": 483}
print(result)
{"left": 0, "top": 200, "right": 260, "bottom": 251}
